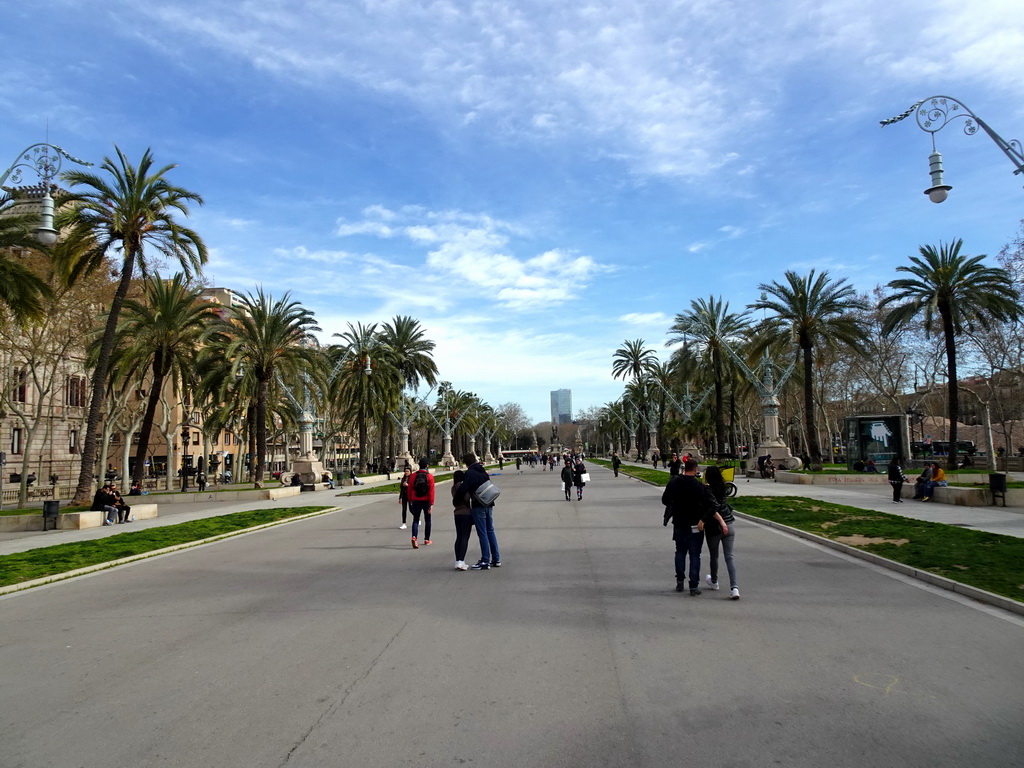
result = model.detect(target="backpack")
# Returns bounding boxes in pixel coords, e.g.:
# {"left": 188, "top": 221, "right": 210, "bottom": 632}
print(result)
{"left": 413, "top": 470, "right": 430, "bottom": 497}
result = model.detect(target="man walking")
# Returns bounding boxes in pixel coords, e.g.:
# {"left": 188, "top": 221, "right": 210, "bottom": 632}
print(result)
{"left": 461, "top": 452, "right": 500, "bottom": 570}
{"left": 612, "top": 452, "right": 621, "bottom": 477}
{"left": 407, "top": 458, "right": 435, "bottom": 548}
{"left": 661, "top": 458, "right": 715, "bottom": 595}
{"left": 667, "top": 452, "right": 682, "bottom": 477}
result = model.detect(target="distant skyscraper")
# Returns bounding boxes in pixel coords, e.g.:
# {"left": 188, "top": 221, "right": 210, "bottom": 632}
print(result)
{"left": 550, "top": 389, "right": 572, "bottom": 425}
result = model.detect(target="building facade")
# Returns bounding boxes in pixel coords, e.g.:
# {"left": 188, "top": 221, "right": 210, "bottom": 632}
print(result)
{"left": 550, "top": 388, "right": 572, "bottom": 425}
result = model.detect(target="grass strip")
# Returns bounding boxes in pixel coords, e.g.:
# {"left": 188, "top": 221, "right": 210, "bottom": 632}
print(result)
{"left": 0, "top": 506, "right": 331, "bottom": 588}
{"left": 738, "top": 496, "right": 1024, "bottom": 602}
{"left": 591, "top": 457, "right": 1023, "bottom": 601}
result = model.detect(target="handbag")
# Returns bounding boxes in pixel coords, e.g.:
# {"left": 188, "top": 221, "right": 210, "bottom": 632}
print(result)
{"left": 471, "top": 479, "right": 501, "bottom": 507}
{"left": 580, "top": 473, "right": 591, "bottom": 483}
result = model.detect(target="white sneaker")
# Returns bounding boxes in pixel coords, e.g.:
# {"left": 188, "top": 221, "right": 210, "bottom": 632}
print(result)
{"left": 705, "top": 575, "right": 720, "bottom": 590}
{"left": 399, "top": 523, "right": 407, "bottom": 529}
{"left": 455, "top": 561, "right": 469, "bottom": 571}
{"left": 730, "top": 587, "right": 740, "bottom": 600}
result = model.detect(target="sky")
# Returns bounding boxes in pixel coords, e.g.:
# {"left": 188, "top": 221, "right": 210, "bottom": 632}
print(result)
{"left": 2, "top": 1, "right": 1023, "bottom": 423}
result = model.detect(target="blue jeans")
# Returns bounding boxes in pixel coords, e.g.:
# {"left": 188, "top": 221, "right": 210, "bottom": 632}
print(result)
{"left": 674, "top": 526, "right": 704, "bottom": 588}
{"left": 410, "top": 500, "right": 431, "bottom": 540}
{"left": 705, "top": 523, "right": 738, "bottom": 590}
{"left": 471, "top": 506, "right": 500, "bottom": 563}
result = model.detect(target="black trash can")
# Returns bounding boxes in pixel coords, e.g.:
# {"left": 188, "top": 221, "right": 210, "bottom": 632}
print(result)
{"left": 989, "top": 473, "right": 1007, "bottom": 507}
{"left": 42, "top": 500, "right": 60, "bottom": 531}
{"left": 739, "top": 460, "right": 748, "bottom": 475}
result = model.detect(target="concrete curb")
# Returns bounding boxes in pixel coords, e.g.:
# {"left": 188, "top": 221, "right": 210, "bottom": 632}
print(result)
{"left": 734, "top": 512, "right": 1024, "bottom": 617}
{"left": 0, "top": 507, "right": 342, "bottom": 597}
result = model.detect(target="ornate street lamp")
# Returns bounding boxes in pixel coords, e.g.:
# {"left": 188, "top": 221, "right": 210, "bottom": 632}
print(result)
{"left": 881, "top": 95, "right": 1023, "bottom": 203}
{"left": 181, "top": 423, "right": 191, "bottom": 492}
{"left": 1, "top": 143, "right": 92, "bottom": 243}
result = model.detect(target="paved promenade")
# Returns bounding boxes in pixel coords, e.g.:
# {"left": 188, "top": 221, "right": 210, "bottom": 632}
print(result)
{"left": 1, "top": 463, "right": 1022, "bottom": 767}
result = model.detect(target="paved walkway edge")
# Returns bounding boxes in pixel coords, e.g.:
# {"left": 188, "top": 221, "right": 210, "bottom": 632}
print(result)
{"left": 737, "top": 512, "right": 1024, "bottom": 617}
{"left": 0, "top": 507, "right": 342, "bottom": 598}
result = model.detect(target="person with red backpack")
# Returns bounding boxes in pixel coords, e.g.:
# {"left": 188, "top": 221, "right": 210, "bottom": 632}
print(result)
{"left": 408, "top": 458, "right": 435, "bottom": 548}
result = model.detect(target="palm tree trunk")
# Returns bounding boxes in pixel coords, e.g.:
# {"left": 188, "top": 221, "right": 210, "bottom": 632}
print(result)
{"left": 803, "top": 343, "right": 823, "bottom": 465}
{"left": 255, "top": 378, "right": 269, "bottom": 483}
{"left": 132, "top": 355, "right": 167, "bottom": 486}
{"left": 72, "top": 253, "right": 137, "bottom": 504}
{"left": 942, "top": 308, "right": 959, "bottom": 471}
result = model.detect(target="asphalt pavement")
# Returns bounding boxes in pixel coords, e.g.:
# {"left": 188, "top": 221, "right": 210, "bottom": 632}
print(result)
{"left": 1, "top": 463, "right": 1022, "bottom": 767}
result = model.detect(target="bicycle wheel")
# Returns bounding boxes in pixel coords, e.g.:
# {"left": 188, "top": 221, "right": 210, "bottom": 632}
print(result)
{"left": 725, "top": 482, "right": 738, "bottom": 497}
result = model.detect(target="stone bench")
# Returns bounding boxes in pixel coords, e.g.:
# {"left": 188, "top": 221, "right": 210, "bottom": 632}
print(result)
{"left": 0, "top": 503, "right": 159, "bottom": 532}
{"left": 906, "top": 485, "right": 987, "bottom": 505}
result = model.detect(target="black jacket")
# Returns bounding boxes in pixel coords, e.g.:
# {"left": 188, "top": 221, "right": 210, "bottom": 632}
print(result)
{"left": 661, "top": 474, "right": 715, "bottom": 529}
{"left": 461, "top": 462, "right": 490, "bottom": 503}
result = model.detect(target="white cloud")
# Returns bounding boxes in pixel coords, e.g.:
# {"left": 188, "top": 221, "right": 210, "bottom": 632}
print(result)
{"left": 335, "top": 205, "right": 611, "bottom": 311}
{"left": 619, "top": 312, "right": 670, "bottom": 326}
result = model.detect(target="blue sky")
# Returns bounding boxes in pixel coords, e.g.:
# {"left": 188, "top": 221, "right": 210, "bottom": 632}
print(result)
{"left": 3, "top": 1, "right": 1022, "bottom": 423}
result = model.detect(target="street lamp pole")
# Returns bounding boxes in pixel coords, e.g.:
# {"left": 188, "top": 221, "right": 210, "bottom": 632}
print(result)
{"left": 181, "top": 423, "right": 191, "bottom": 492}
{"left": 1, "top": 143, "right": 92, "bottom": 243}
{"left": 881, "top": 95, "right": 1024, "bottom": 202}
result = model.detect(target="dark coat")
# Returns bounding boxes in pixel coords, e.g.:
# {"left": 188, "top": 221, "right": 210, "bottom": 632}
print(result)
{"left": 661, "top": 474, "right": 715, "bottom": 530}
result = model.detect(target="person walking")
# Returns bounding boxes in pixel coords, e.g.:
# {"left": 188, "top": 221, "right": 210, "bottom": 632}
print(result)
{"left": 196, "top": 471, "right": 207, "bottom": 492}
{"left": 516, "top": 456, "right": 522, "bottom": 475}
{"left": 612, "top": 452, "right": 621, "bottom": 477}
{"left": 887, "top": 456, "right": 907, "bottom": 503}
{"left": 407, "top": 459, "right": 435, "bottom": 548}
{"left": 667, "top": 452, "right": 682, "bottom": 477}
{"left": 560, "top": 461, "right": 573, "bottom": 501}
{"left": 461, "top": 452, "right": 500, "bottom": 570}
{"left": 451, "top": 470, "right": 475, "bottom": 570}
{"left": 700, "top": 466, "right": 740, "bottom": 599}
{"left": 398, "top": 467, "right": 412, "bottom": 529}
{"left": 661, "top": 458, "right": 715, "bottom": 595}
{"left": 572, "top": 457, "right": 587, "bottom": 500}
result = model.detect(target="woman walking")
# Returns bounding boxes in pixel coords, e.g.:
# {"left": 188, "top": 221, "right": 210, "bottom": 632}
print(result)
{"left": 887, "top": 456, "right": 906, "bottom": 503}
{"left": 398, "top": 467, "right": 412, "bottom": 529}
{"left": 572, "top": 457, "right": 587, "bottom": 501}
{"left": 560, "top": 462, "right": 573, "bottom": 501}
{"left": 451, "top": 470, "right": 474, "bottom": 570}
{"left": 701, "top": 466, "right": 740, "bottom": 600}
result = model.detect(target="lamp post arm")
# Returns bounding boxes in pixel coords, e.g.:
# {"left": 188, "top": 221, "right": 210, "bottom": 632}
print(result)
{"left": 1, "top": 143, "right": 93, "bottom": 189}
{"left": 882, "top": 95, "right": 1024, "bottom": 178}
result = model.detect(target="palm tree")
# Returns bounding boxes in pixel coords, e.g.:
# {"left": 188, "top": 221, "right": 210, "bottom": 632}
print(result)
{"left": 750, "top": 270, "right": 867, "bottom": 467}
{"left": 379, "top": 316, "right": 438, "bottom": 391}
{"left": 111, "top": 274, "right": 221, "bottom": 485}
{"left": 0, "top": 194, "right": 53, "bottom": 324}
{"left": 56, "top": 147, "right": 207, "bottom": 503}
{"left": 332, "top": 322, "right": 398, "bottom": 472}
{"left": 216, "top": 289, "right": 319, "bottom": 484}
{"left": 612, "top": 339, "right": 657, "bottom": 383}
{"left": 880, "top": 239, "right": 1021, "bottom": 470}
{"left": 668, "top": 296, "right": 749, "bottom": 456}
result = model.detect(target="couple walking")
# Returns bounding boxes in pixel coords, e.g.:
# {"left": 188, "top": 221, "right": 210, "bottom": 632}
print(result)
{"left": 560, "top": 458, "right": 588, "bottom": 500}
{"left": 662, "top": 459, "right": 740, "bottom": 599}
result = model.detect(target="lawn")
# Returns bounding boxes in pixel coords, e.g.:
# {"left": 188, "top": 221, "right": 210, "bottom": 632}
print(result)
{"left": 0, "top": 506, "right": 332, "bottom": 588}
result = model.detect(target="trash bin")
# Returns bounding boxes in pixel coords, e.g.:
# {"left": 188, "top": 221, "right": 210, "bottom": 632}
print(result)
{"left": 989, "top": 473, "right": 1007, "bottom": 507}
{"left": 739, "top": 460, "right": 748, "bottom": 475}
{"left": 42, "top": 500, "right": 60, "bottom": 531}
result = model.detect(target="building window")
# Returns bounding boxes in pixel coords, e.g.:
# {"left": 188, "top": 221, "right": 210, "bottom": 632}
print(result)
{"left": 12, "top": 428, "right": 23, "bottom": 454}
{"left": 212, "top": 434, "right": 219, "bottom": 446}
{"left": 192, "top": 432, "right": 200, "bottom": 446}
{"left": 69, "top": 429, "right": 78, "bottom": 454}
{"left": 66, "top": 376, "right": 88, "bottom": 407}
{"left": 11, "top": 368, "right": 27, "bottom": 403}
{"left": 225, "top": 433, "right": 232, "bottom": 446}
